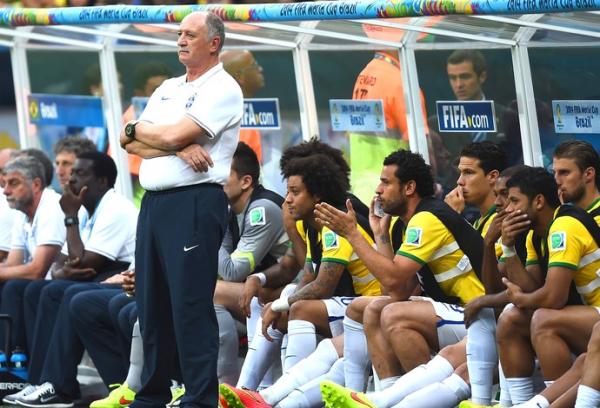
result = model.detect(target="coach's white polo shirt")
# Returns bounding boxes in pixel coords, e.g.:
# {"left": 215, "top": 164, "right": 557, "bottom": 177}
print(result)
{"left": 0, "top": 190, "right": 17, "bottom": 252}
{"left": 11, "top": 188, "right": 66, "bottom": 277}
{"left": 60, "top": 189, "right": 138, "bottom": 264}
{"left": 138, "top": 63, "right": 243, "bottom": 191}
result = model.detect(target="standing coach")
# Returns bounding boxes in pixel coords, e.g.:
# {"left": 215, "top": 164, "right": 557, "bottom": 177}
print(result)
{"left": 120, "top": 11, "right": 243, "bottom": 408}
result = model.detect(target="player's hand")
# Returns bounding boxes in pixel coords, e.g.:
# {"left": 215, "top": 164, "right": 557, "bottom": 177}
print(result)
{"left": 502, "top": 277, "right": 525, "bottom": 307}
{"left": 314, "top": 199, "right": 358, "bottom": 238}
{"left": 463, "top": 296, "right": 484, "bottom": 328}
{"left": 501, "top": 210, "right": 530, "bottom": 247}
{"left": 240, "top": 275, "right": 261, "bottom": 318}
{"left": 176, "top": 144, "right": 213, "bottom": 173}
{"left": 445, "top": 187, "right": 465, "bottom": 214}
{"left": 282, "top": 201, "right": 297, "bottom": 234}
{"left": 261, "top": 302, "right": 282, "bottom": 342}
{"left": 369, "top": 196, "right": 392, "bottom": 238}
{"left": 484, "top": 209, "right": 506, "bottom": 247}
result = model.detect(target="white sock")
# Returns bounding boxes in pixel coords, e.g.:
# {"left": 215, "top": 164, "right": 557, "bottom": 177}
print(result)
{"left": 467, "top": 308, "right": 498, "bottom": 405}
{"left": 125, "top": 320, "right": 143, "bottom": 392}
{"left": 343, "top": 316, "right": 370, "bottom": 391}
{"left": 373, "top": 366, "right": 382, "bottom": 391}
{"left": 280, "top": 334, "right": 288, "bottom": 369}
{"left": 236, "top": 317, "right": 283, "bottom": 390}
{"left": 392, "top": 373, "right": 470, "bottom": 408}
{"left": 261, "top": 339, "right": 338, "bottom": 405}
{"left": 506, "top": 377, "right": 535, "bottom": 404}
{"left": 380, "top": 376, "right": 401, "bottom": 391}
{"left": 498, "top": 361, "right": 512, "bottom": 407}
{"left": 575, "top": 385, "right": 600, "bottom": 408}
{"left": 512, "top": 394, "right": 550, "bottom": 408}
{"left": 369, "top": 355, "right": 455, "bottom": 408}
{"left": 215, "top": 305, "right": 240, "bottom": 385}
{"left": 244, "top": 298, "right": 276, "bottom": 389}
{"left": 246, "top": 297, "right": 262, "bottom": 345}
{"left": 277, "top": 359, "right": 345, "bottom": 408}
{"left": 284, "top": 320, "right": 317, "bottom": 371}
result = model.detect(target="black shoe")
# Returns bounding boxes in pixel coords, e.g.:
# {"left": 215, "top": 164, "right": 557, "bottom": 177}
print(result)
{"left": 15, "top": 382, "right": 73, "bottom": 408}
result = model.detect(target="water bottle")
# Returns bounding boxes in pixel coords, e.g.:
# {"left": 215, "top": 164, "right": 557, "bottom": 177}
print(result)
{"left": 0, "top": 351, "right": 7, "bottom": 373}
{"left": 9, "top": 347, "right": 27, "bottom": 381}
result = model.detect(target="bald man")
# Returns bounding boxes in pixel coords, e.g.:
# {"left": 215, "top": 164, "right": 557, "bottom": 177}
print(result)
{"left": 221, "top": 50, "right": 265, "bottom": 162}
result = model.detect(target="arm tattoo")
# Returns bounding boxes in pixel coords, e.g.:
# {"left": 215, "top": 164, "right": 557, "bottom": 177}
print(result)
{"left": 379, "top": 234, "right": 390, "bottom": 244}
{"left": 288, "top": 262, "right": 344, "bottom": 304}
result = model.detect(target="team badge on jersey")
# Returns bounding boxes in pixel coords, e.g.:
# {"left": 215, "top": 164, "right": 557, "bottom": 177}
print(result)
{"left": 323, "top": 231, "right": 339, "bottom": 250}
{"left": 405, "top": 227, "right": 423, "bottom": 246}
{"left": 185, "top": 93, "right": 196, "bottom": 109}
{"left": 250, "top": 207, "right": 266, "bottom": 226}
{"left": 550, "top": 231, "right": 566, "bottom": 251}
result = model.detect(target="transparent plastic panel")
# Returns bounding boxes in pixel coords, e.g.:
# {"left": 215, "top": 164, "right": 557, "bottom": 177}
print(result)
{"left": 415, "top": 49, "right": 521, "bottom": 203}
{"left": 529, "top": 47, "right": 600, "bottom": 169}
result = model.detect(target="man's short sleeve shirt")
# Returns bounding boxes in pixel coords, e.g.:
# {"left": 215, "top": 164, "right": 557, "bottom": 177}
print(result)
{"left": 139, "top": 63, "right": 243, "bottom": 191}
{"left": 0, "top": 191, "right": 17, "bottom": 252}
{"left": 11, "top": 189, "right": 65, "bottom": 271}
{"left": 61, "top": 189, "right": 138, "bottom": 264}
{"left": 547, "top": 214, "right": 600, "bottom": 306}
{"left": 303, "top": 221, "right": 382, "bottom": 296}
{"left": 396, "top": 211, "right": 484, "bottom": 304}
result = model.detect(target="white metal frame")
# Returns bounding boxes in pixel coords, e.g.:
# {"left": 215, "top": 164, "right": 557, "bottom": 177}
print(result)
{"left": 4, "top": 10, "right": 600, "bottom": 198}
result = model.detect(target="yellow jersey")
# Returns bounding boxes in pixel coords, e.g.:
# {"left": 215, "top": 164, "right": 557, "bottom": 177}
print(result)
{"left": 298, "top": 220, "right": 383, "bottom": 297}
{"left": 396, "top": 211, "right": 485, "bottom": 305}
{"left": 525, "top": 207, "right": 600, "bottom": 306}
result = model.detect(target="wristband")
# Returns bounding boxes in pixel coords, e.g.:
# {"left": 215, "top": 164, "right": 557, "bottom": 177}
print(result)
{"left": 250, "top": 273, "right": 267, "bottom": 287}
{"left": 271, "top": 296, "right": 290, "bottom": 312}
{"left": 502, "top": 244, "right": 517, "bottom": 258}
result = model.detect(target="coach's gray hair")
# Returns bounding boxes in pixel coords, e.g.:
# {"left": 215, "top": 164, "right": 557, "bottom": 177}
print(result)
{"left": 4, "top": 156, "right": 47, "bottom": 187}
{"left": 205, "top": 12, "right": 225, "bottom": 53}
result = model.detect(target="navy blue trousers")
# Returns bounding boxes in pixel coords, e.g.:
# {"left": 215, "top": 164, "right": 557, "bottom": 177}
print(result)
{"left": 131, "top": 184, "right": 227, "bottom": 408}
{"left": 31, "top": 282, "right": 120, "bottom": 397}
{"left": 0, "top": 279, "right": 38, "bottom": 353}
{"left": 70, "top": 288, "right": 133, "bottom": 387}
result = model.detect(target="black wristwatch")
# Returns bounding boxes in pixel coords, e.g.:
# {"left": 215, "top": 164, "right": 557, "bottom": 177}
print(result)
{"left": 124, "top": 120, "right": 139, "bottom": 139}
{"left": 64, "top": 216, "right": 79, "bottom": 227}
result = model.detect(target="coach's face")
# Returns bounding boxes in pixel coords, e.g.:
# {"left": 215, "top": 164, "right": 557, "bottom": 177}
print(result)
{"left": 177, "top": 13, "right": 219, "bottom": 68}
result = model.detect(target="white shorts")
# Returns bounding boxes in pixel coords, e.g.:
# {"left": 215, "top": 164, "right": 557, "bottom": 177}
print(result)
{"left": 322, "top": 296, "right": 356, "bottom": 337}
{"left": 410, "top": 296, "right": 467, "bottom": 349}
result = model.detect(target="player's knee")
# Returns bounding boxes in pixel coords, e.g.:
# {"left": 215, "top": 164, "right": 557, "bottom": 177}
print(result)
{"left": 496, "top": 306, "right": 527, "bottom": 342}
{"left": 363, "top": 299, "right": 388, "bottom": 331}
{"left": 380, "top": 303, "right": 411, "bottom": 337}
{"left": 439, "top": 341, "right": 465, "bottom": 362}
{"left": 289, "top": 299, "right": 313, "bottom": 320}
{"left": 530, "top": 308, "right": 558, "bottom": 336}
{"left": 345, "top": 298, "right": 367, "bottom": 322}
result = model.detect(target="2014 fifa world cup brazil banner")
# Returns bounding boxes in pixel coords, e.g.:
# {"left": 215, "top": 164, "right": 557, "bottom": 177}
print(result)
{"left": 1, "top": 0, "right": 599, "bottom": 27}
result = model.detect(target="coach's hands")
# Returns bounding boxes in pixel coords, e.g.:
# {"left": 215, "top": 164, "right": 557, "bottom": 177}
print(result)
{"left": 176, "top": 144, "right": 213, "bottom": 172}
